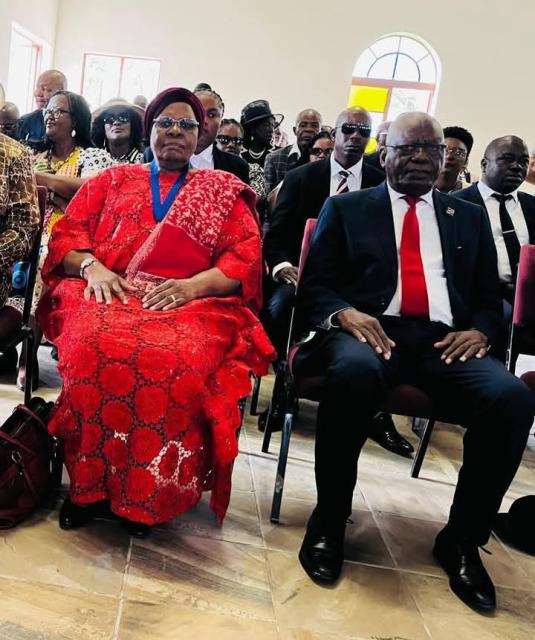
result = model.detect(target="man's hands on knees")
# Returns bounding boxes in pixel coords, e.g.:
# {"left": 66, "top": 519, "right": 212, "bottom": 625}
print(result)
{"left": 434, "top": 329, "right": 489, "bottom": 364}
{"left": 276, "top": 266, "right": 298, "bottom": 286}
{"left": 335, "top": 309, "right": 395, "bottom": 360}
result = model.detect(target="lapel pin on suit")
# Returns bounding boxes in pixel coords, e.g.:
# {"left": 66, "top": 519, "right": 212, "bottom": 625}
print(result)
{"left": 446, "top": 206, "right": 455, "bottom": 216}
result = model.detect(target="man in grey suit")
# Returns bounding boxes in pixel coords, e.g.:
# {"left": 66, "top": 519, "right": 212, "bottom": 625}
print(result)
{"left": 264, "top": 109, "right": 322, "bottom": 193}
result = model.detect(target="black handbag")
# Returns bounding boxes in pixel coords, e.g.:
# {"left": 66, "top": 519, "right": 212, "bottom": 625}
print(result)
{"left": 0, "top": 397, "right": 55, "bottom": 528}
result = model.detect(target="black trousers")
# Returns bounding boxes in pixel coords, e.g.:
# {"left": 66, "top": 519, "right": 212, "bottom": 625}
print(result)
{"left": 293, "top": 317, "right": 535, "bottom": 544}
{"left": 262, "top": 281, "right": 296, "bottom": 357}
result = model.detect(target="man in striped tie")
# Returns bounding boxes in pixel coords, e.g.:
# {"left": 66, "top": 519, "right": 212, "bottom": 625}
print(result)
{"left": 293, "top": 112, "right": 535, "bottom": 612}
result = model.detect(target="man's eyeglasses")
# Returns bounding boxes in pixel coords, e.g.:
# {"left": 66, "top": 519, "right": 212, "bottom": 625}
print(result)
{"left": 339, "top": 122, "right": 372, "bottom": 137}
{"left": 102, "top": 112, "right": 130, "bottom": 125}
{"left": 153, "top": 116, "right": 199, "bottom": 131}
{"left": 385, "top": 143, "right": 447, "bottom": 157}
{"left": 43, "top": 107, "right": 72, "bottom": 120}
{"left": 309, "top": 147, "right": 333, "bottom": 158}
{"left": 445, "top": 147, "right": 467, "bottom": 159}
{"left": 216, "top": 134, "right": 244, "bottom": 146}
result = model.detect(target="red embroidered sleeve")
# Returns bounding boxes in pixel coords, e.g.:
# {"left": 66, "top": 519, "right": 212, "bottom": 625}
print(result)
{"left": 42, "top": 169, "right": 113, "bottom": 289}
{"left": 213, "top": 195, "right": 263, "bottom": 313}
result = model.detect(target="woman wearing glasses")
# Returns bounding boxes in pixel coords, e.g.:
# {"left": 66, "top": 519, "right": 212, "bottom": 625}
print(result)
{"left": 308, "top": 131, "right": 334, "bottom": 163}
{"left": 91, "top": 98, "right": 144, "bottom": 165}
{"left": 216, "top": 118, "right": 266, "bottom": 203}
{"left": 14, "top": 91, "right": 112, "bottom": 389}
{"left": 37, "top": 88, "right": 274, "bottom": 536}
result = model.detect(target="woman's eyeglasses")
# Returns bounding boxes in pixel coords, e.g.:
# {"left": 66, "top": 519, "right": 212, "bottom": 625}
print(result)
{"left": 153, "top": 116, "right": 199, "bottom": 131}
{"left": 43, "top": 107, "right": 72, "bottom": 120}
{"left": 309, "top": 147, "right": 333, "bottom": 158}
{"left": 103, "top": 112, "right": 130, "bottom": 125}
{"left": 216, "top": 134, "right": 244, "bottom": 146}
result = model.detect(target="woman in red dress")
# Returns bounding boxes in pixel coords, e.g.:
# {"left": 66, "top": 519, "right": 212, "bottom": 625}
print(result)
{"left": 37, "top": 88, "right": 275, "bottom": 536}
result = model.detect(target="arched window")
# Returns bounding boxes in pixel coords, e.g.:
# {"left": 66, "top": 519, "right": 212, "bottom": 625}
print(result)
{"left": 348, "top": 33, "right": 441, "bottom": 139}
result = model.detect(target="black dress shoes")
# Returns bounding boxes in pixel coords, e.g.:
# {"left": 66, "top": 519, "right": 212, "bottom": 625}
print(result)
{"left": 59, "top": 496, "right": 97, "bottom": 530}
{"left": 122, "top": 519, "right": 151, "bottom": 538}
{"left": 369, "top": 413, "right": 414, "bottom": 458}
{"left": 433, "top": 528, "right": 496, "bottom": 612}
{"left": 299, "top": 516, "right": 345, "bottom": 585}
{"left": 0, "top": 346, "right": 18, "bottom": 375}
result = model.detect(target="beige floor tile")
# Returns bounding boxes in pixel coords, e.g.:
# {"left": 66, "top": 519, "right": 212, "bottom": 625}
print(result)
{"left": 257, "top": 493, "right": 394, "bottom": 568}
{"left": 232, "top": 450, "right": 255, "bottom": 492}
{"left": 377, "top": 513, "right": 534, "bottom": 589}
{"left": 267, "top": 549, "right": 429, "bottom": 639}
{"left": 249, "top": 454, "right": 368, "bottom": 511}
{"left": 156, "top": 489, "right": 263, "bottom": 547}
{"left": 278, "top": 630, "right": 367, "bottom": 640}
{"left": 405, "top": 572, "right": 535, "bottom": 640}
{"left": 494, "top": 538, "right": 535, "bottom": 589}
{"left": 0, "top": 508, "right": 130, "bottom": 596}
{"left": 119, "top": 600, "right": 279, "bottom": 639}
{"left": 0, "top": 578, "right": 117, "bottom": 640}
{"left": 126, "top": 533, "right": 274, "bottom": 622}
{"left": 357, "top": 468, "right": 455, "bottom": 523}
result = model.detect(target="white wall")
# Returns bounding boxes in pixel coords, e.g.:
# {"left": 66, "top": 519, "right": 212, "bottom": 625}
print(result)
{"left": 0, "top": 0, "right": 59, "bottom": 90}
{"left": 53, "top": 0, "right": 534, "bottom": 169}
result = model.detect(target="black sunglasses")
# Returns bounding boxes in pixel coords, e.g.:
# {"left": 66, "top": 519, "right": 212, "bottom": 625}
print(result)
{"left": 385, "top": 143, "right": 446, "bottom": 157}
{"left": 309, "top": 147, "right": 333, "bottom": 157}
{"left": 153, "top": 116, "right": 199, "bottom": 131}
{"left": 216, "top": 134, "right": 244, "bottom": 146}
{"left": 339, "top": 122, "right": 372, "bottom": 137}
{"left": 102, "top": 112, "right": 130, "bottom": 125}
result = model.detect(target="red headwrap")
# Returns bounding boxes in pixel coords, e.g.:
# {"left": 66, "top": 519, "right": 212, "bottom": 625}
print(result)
{"left": 144, "top": 87, "right": 206, "bottom": 137}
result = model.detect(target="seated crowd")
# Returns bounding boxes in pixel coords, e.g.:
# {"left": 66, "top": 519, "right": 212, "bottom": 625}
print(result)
{"left": 1, "top": 69, "right": 535, "bottom": 615}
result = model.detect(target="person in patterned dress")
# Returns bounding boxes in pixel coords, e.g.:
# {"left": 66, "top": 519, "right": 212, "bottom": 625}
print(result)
{"left": 0, "top": 133, "right": 39, "bottom": 372}
{"left": 37, "top": 87, "right": 275, "bottom": 537}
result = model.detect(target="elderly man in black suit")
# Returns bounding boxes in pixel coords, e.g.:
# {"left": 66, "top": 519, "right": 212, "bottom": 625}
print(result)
{"left": 294, "top": 112, "right": 535, "bottom": 613}
{"left": 18, "top": 69, "right": 67, "bottom": 150}
{"left": 454, "top": 135, "right": 535, "bottom": 304}
{"left": 262, "top": 107, "right": 411, "bottom": 457}
{"left": 264, "top": 109, "right": 322, "bottom": 193}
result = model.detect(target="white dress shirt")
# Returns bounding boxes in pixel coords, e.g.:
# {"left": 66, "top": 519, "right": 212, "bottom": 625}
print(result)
{"left": 383, "top": 185, "right": 453, "bottom": 326}
{"left": 288, "top": 142, "right": 301, "bottom": 160}
{"left": 329, "top": 154, "right": 363, "bottom": 196}
{"left": 272, "top": 154, "right": 364, "bottom": 280}
{"left": 477, "top": 180, "right": 530, "bottom": 283}
{"left": 190, "top": 144, "right": 214, "bottom": 170}
{"left": 321, "top": 185, "right": 453, "bottom": 329}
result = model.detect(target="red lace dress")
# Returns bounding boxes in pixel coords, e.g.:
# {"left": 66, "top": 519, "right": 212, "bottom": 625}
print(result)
{"left": 37, "top": 164, "right": 275, "bottom": 523}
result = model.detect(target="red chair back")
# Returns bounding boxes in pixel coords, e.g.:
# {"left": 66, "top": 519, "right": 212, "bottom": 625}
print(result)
{"left": 296, "top": 218, "right": 317, "bottom": 287}
{"left": 513, "top": 244, "right": 535, "bottom": 326}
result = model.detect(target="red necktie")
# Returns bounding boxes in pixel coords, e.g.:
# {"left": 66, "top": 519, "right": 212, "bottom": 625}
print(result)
{"left": 399, "top": 196, "right": 429, "bottom": 318}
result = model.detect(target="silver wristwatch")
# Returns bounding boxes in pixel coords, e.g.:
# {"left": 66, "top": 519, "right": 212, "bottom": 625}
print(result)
{"left": 79, "top": 257, "right": 99, "bottom": 279}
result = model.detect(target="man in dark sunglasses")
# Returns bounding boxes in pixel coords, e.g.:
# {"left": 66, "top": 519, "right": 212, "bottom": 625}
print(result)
{"left": 0, "top": 102, "right": 20, "bottom": 141}
{"left": 262, "top": 108, "right": 406, "bottom": 451}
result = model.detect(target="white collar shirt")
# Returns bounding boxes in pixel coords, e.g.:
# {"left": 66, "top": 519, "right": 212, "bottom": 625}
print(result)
{"left": 384, "top": 184, "right": 453, "bottom": 326}
{"left": 478, "top": 180, "right": 529, "bottom": 282}
{"left": 190, "top": 144, "right": 214, "bottom": 170}
{"left": 329, "top": 154, "right": 363, "bottom": 196}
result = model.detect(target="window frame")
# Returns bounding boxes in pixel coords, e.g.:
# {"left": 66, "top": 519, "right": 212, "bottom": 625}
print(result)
{"left": 80, "top": 51, "right": 161, "bottom": 103}
{"left": 349, "top": 33, "right": 441, "bottom": 128}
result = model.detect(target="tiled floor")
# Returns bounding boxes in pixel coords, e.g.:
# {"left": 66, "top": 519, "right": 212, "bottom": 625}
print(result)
{"left": 1, "top": 347, "right": 535, "bottom": 639}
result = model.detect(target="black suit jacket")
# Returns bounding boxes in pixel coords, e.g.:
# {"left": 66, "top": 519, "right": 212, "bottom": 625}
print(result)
{"left": 142, "top": 144, "right": 250, "bottom": 184}
{"left": 18, "top": 110, "right": 45, "bottom": 150}
{"left": 264, "top": 158, "right": 385, "bottom": 271}
{"left": 296, "top": 183, "right": 502, "bottom": 343}
{"left": 363, "top": 150, "right": 386, "bottom": 174}
{"left": 453, "top": 182, "right": 535, "bottom": 243}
